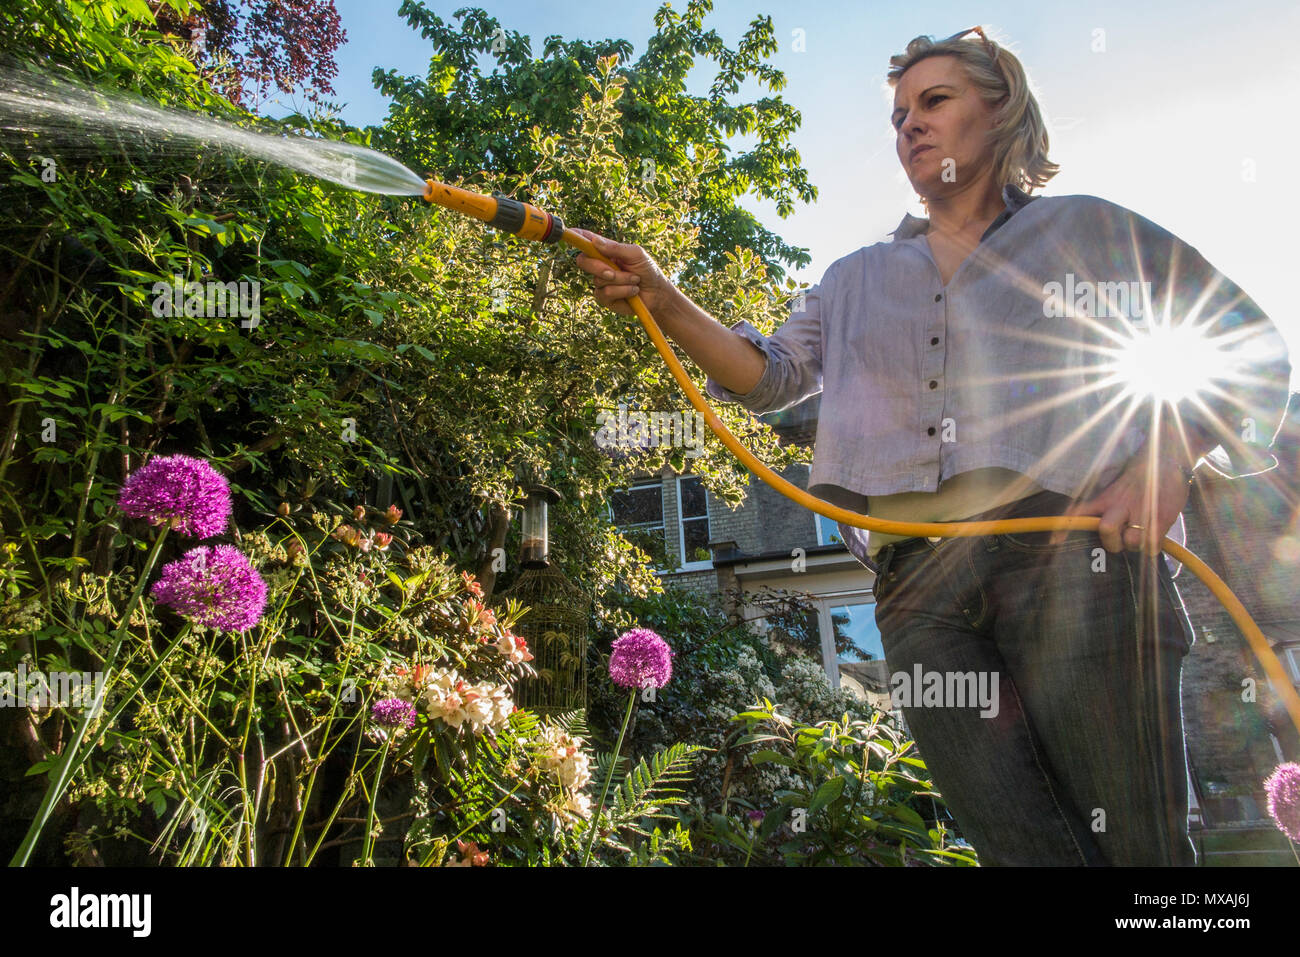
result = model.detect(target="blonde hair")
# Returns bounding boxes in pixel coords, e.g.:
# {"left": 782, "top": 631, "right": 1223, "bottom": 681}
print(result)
{"left": 887, "top": 30, "right": 1059, "bottom": 195}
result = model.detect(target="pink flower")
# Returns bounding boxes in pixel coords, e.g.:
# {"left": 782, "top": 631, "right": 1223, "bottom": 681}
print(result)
{"left": 464, "top": 597, "right": 497, "bottom": 629}
{"left": 151, "top": 545, "right": 267, "bottom": 633}
{"left": 1264, "top": 762, "right": 1300, "bottom": 842}
{"left": 371, "top": 697, "right": 417, "bottom": 729}
{"left": 608, "top": 628, "right": 674, "bottom": 689}
{"left": 495, "top": 631, "right": 534, "bottom": 664}
{"left": 117, "top": 454, "right": 232, "bottom": 538}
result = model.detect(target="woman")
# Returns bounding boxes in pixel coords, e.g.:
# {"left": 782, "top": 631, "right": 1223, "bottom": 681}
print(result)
{"left": 573, "top": 29, "right": 1292, "bottom": 865}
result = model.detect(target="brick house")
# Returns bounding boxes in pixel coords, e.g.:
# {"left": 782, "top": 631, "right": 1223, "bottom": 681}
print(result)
{"left": 608, "top": 391, "right": 1300, "bottom": 859}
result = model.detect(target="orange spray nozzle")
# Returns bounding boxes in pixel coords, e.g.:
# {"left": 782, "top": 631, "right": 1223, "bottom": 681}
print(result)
{"left": 421, "top": 177, "right": 564, "bottom": 244}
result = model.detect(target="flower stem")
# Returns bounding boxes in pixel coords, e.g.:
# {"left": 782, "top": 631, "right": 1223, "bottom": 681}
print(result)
{"left": 10, "top": 526, "right": 170, "bottom": 866}
{"left": 360, "top": 739, "right": 391, "bottom": 866}
{"left": 580, "top": 687, "right": 637, "bottom": 867}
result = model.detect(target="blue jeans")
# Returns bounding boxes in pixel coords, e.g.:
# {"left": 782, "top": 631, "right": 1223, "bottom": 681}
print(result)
{"left": 871, "top": 489, "right": 1197, "bottom": 866}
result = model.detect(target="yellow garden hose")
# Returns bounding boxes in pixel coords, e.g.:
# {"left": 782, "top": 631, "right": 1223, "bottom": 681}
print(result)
{"left": 423, "top": 178, "right": 1300, "bottom": 739}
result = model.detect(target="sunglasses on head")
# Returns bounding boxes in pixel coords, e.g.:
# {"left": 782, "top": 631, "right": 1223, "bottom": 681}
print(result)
{"left": 943, "top": 26, "right": 998, "bottom": 63}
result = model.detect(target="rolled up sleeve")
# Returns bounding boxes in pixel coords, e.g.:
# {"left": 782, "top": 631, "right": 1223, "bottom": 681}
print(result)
{"left": 703, "top": 280, "right": 827, "bottom": 414}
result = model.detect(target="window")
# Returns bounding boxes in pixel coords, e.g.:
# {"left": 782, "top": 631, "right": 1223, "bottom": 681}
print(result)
{"left": 815, "top": 513, "right": 844, "bottom": 546}
{"left": 675, "top": 475, "right": 712, "bottom": 570}
{"left": 827, "top": 600, "right": 889, "bottom": 698}
{"left": 609, "top": 481, "right": 668, "bottom": 569}
{"left": 813, "top": 593, "right": 905, "bottom": 729}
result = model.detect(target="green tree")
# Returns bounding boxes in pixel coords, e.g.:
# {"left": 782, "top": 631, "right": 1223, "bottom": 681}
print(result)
{"left": 372, "top": 0, "right": 817, "bottom": 281}
{"left": 0, "top": 0, "right": 817, "bottom": 863}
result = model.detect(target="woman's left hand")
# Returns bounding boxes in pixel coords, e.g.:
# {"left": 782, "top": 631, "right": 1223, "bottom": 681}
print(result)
{"left": 1048, "top": 455, "right": 1191, "bottom": 553}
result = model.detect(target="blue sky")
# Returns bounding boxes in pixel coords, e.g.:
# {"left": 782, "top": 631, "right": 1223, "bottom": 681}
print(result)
{"left": 292, "top": 0, "right": 1300, "bottom": 391}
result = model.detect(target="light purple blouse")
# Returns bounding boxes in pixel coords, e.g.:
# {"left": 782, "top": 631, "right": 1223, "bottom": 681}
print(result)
{"left": 704, "top": 185, "right": 1293, "bottom": 563}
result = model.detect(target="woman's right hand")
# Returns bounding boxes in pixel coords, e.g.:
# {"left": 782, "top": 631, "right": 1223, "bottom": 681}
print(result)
{"left": 570, "top": 228, "right": 677, "bottom": 317}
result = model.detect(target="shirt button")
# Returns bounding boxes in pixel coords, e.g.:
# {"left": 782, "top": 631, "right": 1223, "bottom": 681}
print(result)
{"left": 934, "top": 293, "right": 943, "bottom": 302}
{"left": 930, "top": 337, "right": 939, "bottom": 346}
{"left": 927, "top": 426, "right": 936, "bottom": 436}
{"left": 928, "top": 380, "right": 938, "bottom": 389}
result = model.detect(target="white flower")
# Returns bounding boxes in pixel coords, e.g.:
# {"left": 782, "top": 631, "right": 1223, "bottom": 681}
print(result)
{"left": 535, "top": 724, "right": 592, "bottom": 789}
{"left": 466, "top": 693, "right": 496, "bottom": 730}
{"left": 563, "top": 791, "right": 592, "bottom": 820}
{"left": 494, "top": 632, "right": 531, "bottom": 664}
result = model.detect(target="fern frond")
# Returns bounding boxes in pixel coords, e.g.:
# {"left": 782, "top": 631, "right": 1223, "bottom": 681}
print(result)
{"left": 549, "top": 708, "right": 591, "bottom": 741}
{"left": 609, "top": 743, "right": 706, "bottom": 821}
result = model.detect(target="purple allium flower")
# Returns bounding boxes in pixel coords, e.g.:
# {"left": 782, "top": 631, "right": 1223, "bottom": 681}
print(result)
{"left": 118, "top": 454, "right": 232, "bottom": 538}
{"left": 608, "top": 628, "right": 674, "bottom": 689}
{"left": 151, "top": 545, "right": 267, "bottom": 633}
{"left": 372, "top": 697, "right": 418, "bottom": 729}
{"left": 1264, "top": 762, "right": 1300, "bottom": 842}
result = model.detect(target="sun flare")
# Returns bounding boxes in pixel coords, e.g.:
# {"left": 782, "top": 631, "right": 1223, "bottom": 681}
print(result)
{"left": 1106, "top": 319, "right": 1226, "bottom": 405}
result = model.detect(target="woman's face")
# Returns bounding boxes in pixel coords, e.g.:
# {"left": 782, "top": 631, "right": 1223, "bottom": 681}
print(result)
{"left": 892, "top": 55, "right": 1001, "bottom": 200}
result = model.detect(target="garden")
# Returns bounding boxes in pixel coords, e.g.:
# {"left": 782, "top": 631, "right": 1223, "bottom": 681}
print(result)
{"left": 0, "top": 0, "right": 984, "bottom": 866}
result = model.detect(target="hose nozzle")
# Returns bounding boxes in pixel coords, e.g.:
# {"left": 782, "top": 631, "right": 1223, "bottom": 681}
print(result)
{"left": 422, "top": 177, "right": 564, "bottom": 243}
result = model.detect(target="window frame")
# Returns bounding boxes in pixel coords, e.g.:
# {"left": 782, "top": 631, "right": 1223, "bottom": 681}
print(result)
{"left": 607, "top": 478, "right": 670, "bottom": 575}
{"left": 1283, "top": 644, "right": 1300, "bottom": 685}
{"left": 810, "top": 588, "right": 905, "bottom": 729}
{"left": 674, "top": 474, "right": 713, "bottom": 572}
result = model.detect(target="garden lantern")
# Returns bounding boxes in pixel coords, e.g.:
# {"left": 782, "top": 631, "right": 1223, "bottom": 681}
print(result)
{"left": 494, "top": 482, "right": 589, "bottom": 715}
{"left": 520, "top": 484, "right": 561, "bottom": 568}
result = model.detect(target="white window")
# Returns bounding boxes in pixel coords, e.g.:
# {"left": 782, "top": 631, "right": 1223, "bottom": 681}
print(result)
{"left": 675, "top": 475, "right": 712, "bottom": 571}
{"left": 609, "top": 480, "right": 668, "bottom": 570}
{"left": 811, "top": 591, "right": 905, "bottom": 729}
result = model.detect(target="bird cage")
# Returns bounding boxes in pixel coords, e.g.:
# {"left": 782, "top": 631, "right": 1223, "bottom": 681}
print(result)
{"left": 496, "top": 564, "right": 590, "bottom": 715}
{"left": 493, "top": 484, "right": 589, "bottom": 715}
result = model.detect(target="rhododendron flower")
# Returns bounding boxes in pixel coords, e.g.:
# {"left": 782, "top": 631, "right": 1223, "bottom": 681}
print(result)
{"left": 117, "top": 454, "right": 232, "bottom": 538}
{"left": 420, "top": 667, "right": 513, "bottom": 734}
{"left": 564, "top": 791, "right": 592, "bottom": 821}
{"left": 1265, "top": 762, "right": 1300, "bottom": 842}
{"left": 444, "top": 839, "right": 489, "bottom": 866}
{"left": 384, "top": 504, "right": 402, "bottom": 525}
{"left": 535, "top": 725, "right": 592, "bottom": 790}
{"left": 461, "top": 571, "right": 484, "bottom": 599}
{"left": 374, "top": 532, "right": 392, "bottom": 550}
{"left": 608, "top": 628, "right": 674, "bottom": 689}
{"left": 495, "top": 631, "right": 533, "bottom": 664}
{"left": 352, "top": 505, "right": 367, "bottom": 522}
{"left": 151, "top": 545, "right": 267, "bottom": 633}
{"left": 464, "top": 596, "right": 497, "bottom": 628}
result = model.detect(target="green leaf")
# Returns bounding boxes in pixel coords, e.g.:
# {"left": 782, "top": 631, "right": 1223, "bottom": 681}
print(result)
{"left": 807, "top": 776, "right": 845, "bottom": 817}
{"left": 747, "top": 749, "right": 794, "bottom": 768}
